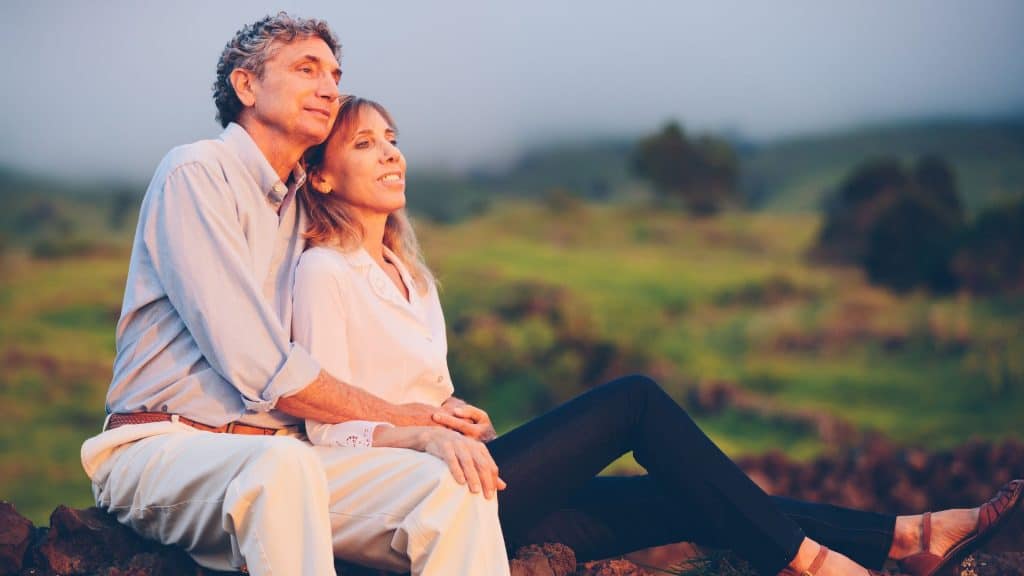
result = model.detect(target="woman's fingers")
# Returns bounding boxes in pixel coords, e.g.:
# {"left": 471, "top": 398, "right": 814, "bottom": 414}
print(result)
{"left": 472, "top": 442, "right": 503, "bottom": 498}
{"left": 454, "top": 442, "right": 483, "bottom": 495}
{"left": 441, "top": 444, "right": 466, "bottom": 486}
{"left": 470, "top": 444, "right": 498, "bottom": 498}
{"left": 423, "top": 429, "right": 503, "bottom": 498}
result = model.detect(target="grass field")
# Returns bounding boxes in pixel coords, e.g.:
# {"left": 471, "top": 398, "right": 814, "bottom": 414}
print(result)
{"left": 2, "top": 202, "right": 1022, "bottom": 525}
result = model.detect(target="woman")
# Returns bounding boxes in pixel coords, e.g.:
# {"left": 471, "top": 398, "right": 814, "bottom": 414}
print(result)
{"left": 293, "top": 95, "right": 1021, "bottom": 576}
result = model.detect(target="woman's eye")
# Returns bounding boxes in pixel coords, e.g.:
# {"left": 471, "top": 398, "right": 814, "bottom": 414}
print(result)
{"left": 355, "top": 140, "right": 370, "bottom": 149}
{"left": 389, "top": 139, "right": 399, "bottom": 147}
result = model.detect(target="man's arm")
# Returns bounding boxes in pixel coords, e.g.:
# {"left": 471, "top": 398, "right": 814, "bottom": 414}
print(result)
{"left": 277, "top": 370, "right": 437, "bottom": 426}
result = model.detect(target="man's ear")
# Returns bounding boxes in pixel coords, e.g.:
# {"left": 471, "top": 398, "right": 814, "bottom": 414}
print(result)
{"left": 229, "top": 68, "right": 258, "bottom": 108}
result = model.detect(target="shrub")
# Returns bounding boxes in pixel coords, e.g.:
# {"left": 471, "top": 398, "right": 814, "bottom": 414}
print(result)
{"left": 953, "top": 196, "right": 1024, "bottom": 294}
{"left": 447, "top": 280, "right": 650, "bottom": 427}
{"left": 814, "top": 155, "right": 966, "bottom": 293}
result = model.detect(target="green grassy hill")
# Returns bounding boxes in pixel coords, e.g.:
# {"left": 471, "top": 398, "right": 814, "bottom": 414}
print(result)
{"left": 743, "top": 118, "right": 1024, "bottom": 213}
{"left": 5, "top": 196, "right": 1022, "bottom": 524}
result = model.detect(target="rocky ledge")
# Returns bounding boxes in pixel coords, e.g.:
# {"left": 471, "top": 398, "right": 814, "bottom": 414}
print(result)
{"left": 0, "top": 504, "right": 652, "bottom": 576}
{"left": 3, "top": 503, "right": 1022, "bottom": 576}
{"left": 3, "top": 437, "right": 1024, "bottom": 575}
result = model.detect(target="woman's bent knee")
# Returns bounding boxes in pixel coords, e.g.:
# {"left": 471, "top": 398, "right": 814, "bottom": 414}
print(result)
{"left": 606, "top": 373, "right": 664, "bottom": 402}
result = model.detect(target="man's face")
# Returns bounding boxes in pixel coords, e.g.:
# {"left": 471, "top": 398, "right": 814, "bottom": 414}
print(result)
{"left": 246, "top": 36, "right": 342, "bottom": 148}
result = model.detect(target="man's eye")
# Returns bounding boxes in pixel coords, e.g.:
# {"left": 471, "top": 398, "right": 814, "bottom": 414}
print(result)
{"left": 390, "top": 140, "right": 399, "bottom": 147}
{"left": 299, "top": 66, "right": 314, "bottom": 74}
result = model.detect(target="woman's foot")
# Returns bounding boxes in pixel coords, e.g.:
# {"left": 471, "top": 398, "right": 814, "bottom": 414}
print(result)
{"left": 781, "top": 540, "right": 877, "bottom": 576}
{"left": 890, "top": 480, "right": 1024, "bottom": 576}
{"left": 890, "top": 508, "right": 980, "bottom": 561}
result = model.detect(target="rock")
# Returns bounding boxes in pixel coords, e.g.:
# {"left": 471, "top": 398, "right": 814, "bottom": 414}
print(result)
{"left": 98, "top": 551, "right": 201, "bottom": 576}
{"left": 0, "top": 502, "right": 34, "bottom": 574}
{"left": 974, "top": 552, "right": 1024, "bottom": 576}
{"left": 577, "top": 558, "right": 648, "bottom": 576}
{"left": 32, "top": 506, "right": 148, "bottom": 574}
{"left": 510, "top": 543, "right": 576, "bottom": 576}
{"left": 27, "top": 506, "right": 196, "bottom": 576}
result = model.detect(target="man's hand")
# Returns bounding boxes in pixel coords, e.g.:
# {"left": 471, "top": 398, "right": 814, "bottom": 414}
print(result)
{"left": 433, "top": 397, "right": 497, "bottom": 442}
{"left": 374, "top": 426, "right": 506, "bottom": 499}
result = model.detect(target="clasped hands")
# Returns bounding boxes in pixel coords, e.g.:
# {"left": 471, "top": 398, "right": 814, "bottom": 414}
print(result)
{"left": 423, "top": 396, "right": 504, "bottom": 499}
{"left": 433, "top": 396, "right": 497, "bottom": 442}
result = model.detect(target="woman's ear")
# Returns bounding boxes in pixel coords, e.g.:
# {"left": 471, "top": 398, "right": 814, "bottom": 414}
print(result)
{"left": 310, "top": 171, "right": 333, "bottom": 194}
{"left": 229, "top": 68, "right": 258, "bottom": 108}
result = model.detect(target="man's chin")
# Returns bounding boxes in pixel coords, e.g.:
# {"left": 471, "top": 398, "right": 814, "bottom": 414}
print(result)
{"left": 296, "top": 120, "right": 333, "bottom": 146}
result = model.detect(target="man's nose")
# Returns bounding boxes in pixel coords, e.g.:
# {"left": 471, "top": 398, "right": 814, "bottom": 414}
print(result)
{"left": 317, "top": 73, "right": 339, "bottom": 101}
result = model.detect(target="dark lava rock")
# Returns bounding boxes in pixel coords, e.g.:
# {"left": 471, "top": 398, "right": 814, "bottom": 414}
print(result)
{"left": 510, "top": 543, "right": 576, "bottom": 576}
{"left": 577, "top": 558, "right": 648, "bottom": 576}
{"left": 0, "top": 502, "right": 34, "bottom": 574}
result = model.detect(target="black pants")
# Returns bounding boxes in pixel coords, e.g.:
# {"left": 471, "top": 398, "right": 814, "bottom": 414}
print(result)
{"left": 487, "top": 375, "right": 895, "bottom": 575}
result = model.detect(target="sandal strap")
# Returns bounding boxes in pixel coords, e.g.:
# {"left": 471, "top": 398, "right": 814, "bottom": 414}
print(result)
{"left": 921, "top": 511, "right": 932, "bottom": 550}
{"left": 801, "top": 545, "right": 830, "bottom": 576}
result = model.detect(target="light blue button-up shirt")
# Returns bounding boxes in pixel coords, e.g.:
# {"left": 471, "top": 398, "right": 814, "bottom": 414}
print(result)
{"left": 106, "top": 123, "right": 321, "bottom": 429}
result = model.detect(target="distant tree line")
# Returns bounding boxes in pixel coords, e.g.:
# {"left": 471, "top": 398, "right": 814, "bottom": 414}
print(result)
{"left": 631, "top": 121, "right": 740, "bottom": 216}
{"left": 813, "top": 156, "right": 1023, "bottom": 294}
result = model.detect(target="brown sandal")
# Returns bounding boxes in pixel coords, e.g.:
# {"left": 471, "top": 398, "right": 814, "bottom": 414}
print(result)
{"left": 796, "top": 545, "right": 884, "bottom": 576}
{"left": 898, "top": 479, "right": 1024, "bottom": 576}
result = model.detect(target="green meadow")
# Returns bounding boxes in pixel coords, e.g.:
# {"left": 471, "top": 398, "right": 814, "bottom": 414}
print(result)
{"left": 3, "top": 200, "right": 1021, "bottom": 525}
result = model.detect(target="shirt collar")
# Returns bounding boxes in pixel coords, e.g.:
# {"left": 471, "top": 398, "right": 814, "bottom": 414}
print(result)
{"left": 220, "top": 122, "right": 307, "bottom": 203}
{"left": 342, "top": 246, "right": 374, "bottom": 269}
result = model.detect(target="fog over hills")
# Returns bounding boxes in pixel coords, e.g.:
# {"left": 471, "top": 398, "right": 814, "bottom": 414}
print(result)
{"left": 2, "top": 0, "right": 1024, "bottom": 183}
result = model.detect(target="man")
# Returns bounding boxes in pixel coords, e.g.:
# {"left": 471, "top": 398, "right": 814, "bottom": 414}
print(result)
{"left": 80, "top": 13, "right": 510, "bottom": 576}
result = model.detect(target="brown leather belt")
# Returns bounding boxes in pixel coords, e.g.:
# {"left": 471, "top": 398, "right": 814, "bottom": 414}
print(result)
{"left": 106, "top": 412, "right": 293, "bottom": 436}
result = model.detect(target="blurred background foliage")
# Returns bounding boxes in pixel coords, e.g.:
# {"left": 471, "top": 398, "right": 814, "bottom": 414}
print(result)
{"left": 1, "top": 115, "right": 1023, "bottom": 525}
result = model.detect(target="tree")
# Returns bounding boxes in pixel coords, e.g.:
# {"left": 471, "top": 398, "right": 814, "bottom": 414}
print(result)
{"left": 631, "top": 121, "right": 739, "bottom": 216}
{"left": 914, "top": 155, "right": 964, "bottom": 225}
{"left": 863, "top": 193, "right": 960, "bottom": 293}
{"left": 814, "top": 155, "right": 966, "bottom": 293}
{"left": 812, "top": 158, "right": 908, "bottom": 264}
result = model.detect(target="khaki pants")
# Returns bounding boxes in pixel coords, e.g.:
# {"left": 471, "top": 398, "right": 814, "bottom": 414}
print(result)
{"left": 81, "top": 421, "right": 511, "bottom": 576}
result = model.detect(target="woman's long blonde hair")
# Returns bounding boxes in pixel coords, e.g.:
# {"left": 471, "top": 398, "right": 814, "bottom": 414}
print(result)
{"left": 300, "top": 96, "right": 435, "bottom": 294}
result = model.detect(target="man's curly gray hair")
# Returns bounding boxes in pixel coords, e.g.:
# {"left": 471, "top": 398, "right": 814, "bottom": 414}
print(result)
{"left": 213, "top": 12, "right": 341, "bottom": 128}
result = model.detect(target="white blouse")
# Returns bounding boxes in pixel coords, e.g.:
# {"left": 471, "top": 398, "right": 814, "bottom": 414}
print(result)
{"left": 292, "top": 245, "right": 453, "bottom": 447}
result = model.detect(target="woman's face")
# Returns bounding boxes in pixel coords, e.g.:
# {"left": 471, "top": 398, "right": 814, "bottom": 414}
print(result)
{"left": 319, "top": 106, "right": 406, "bottom": 217}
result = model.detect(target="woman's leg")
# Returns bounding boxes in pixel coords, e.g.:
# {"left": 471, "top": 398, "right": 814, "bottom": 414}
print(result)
{"left": 513, "top": 477, "right": 893, "bottom": 568}
{"left": 488, "top": 375, "right": 894, "bottom": 573}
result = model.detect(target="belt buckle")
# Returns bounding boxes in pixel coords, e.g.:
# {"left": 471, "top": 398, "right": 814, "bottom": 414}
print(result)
{"left": 224, "top": 421, "right": 238, "bottom": 434}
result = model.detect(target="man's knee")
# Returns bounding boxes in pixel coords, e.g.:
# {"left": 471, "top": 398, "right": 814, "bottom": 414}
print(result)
{"left": 233, "top": 437, "right": 328, "bottom": 499}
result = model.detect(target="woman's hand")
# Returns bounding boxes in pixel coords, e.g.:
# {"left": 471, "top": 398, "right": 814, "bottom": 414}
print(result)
{"left": 373, "top": 425, "right": 506, "bottom": 499}
{"left": 434, "top": 397, "right": 498, "bottom": 442}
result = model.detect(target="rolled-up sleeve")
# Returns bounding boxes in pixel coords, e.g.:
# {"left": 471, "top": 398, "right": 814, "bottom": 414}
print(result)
{"left": 143, "top": 161, "right": 319, "bottom": 411}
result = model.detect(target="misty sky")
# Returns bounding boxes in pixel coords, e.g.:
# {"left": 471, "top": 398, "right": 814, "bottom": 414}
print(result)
{"left": 2, "top": 0, "right": 1023, "bottom": 183}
